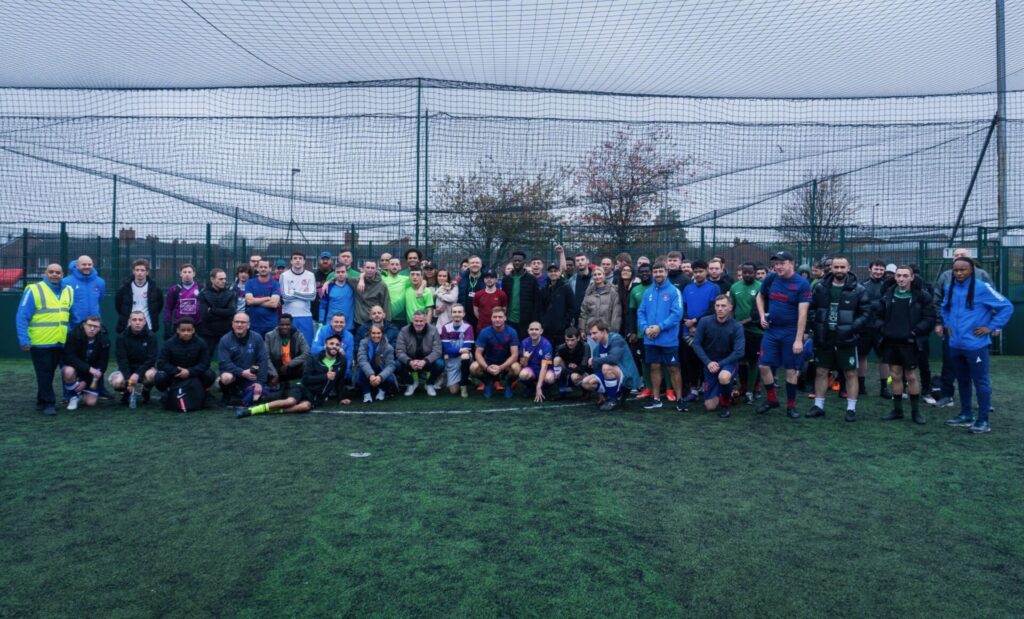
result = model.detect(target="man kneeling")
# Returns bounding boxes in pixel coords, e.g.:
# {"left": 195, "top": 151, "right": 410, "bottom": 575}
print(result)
{"left": 396, "top": 310, "right": 444, "bottom": 396}
{"left": 518, "top": 321, "right": 555, "bottom": 402}
{"left": 581, "top": 319, "right": 627, "bottom": 411}
{"left": 109, "top": 310, "right": 158, "bottom": 407}
{"left": 217, "top": 312, "right": 269, "bottom": 407}
{"left": 62, "top": 315, "right": 111, "bottom": 410}
{"left": 236, "top": 333, "right": 348, "bottom": 418}
{"left": 470, "top": 306, "right": 520, "bottom": 398}
{"left": 692, "top": 295, "right": 745, "bottom": 418}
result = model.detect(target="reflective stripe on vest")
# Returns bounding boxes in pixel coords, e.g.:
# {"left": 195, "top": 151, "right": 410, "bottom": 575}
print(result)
{"left": 27, "top": 281, "right": 72, "bottom": 346}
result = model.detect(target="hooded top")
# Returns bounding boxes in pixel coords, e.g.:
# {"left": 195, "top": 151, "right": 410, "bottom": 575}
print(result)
{"left": 62, "top": 261, "right": 106, "bottom": 327}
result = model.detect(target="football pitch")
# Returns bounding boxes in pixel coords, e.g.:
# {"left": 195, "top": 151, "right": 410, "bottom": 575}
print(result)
{"left": 3, "top": 358, "right": 1023, "bottom": 617}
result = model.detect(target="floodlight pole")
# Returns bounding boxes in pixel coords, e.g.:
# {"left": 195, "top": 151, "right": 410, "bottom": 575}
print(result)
{"left": 288, "top": 168, "right": 300, "bottom": 244}
{"left": 996, "top": 0, "right": 1007, "bottom": 234}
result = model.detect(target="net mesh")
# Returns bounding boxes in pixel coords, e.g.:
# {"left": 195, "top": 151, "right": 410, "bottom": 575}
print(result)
{"left": 0, "top": 80, "right": 1021, "bottom": 285}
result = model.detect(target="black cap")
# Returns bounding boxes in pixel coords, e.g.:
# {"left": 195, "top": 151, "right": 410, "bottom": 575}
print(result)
{"left": 771, "top": 251, "right": 795, "bottom": 262}
{"left": 482, "top": 269, "right": 498, "bottom": 278}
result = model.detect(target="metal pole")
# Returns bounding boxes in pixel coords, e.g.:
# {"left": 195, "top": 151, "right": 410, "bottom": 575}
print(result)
{"left": 205, "top": 224, "right": 212, "bottom": 274}
{"left": 711, "top": 210, "right": 718, "bottom": 258}
{"left": 950, "top": 114, "right": 999, "bottom": 245}
{"left": 350, "top": 223, "right": 356, "bottom": 254}
{"left": 996, "top": 0, "right": 1007, "bottom": 234}
{"left": 59, "top": 222, "right": 68, "bottom": 270}
{"left": 424, "top": 107, "right": 430, "bottom": 249}
{"left": 288, "top": 168, "right": 300, "bottom": 244}
{"left": 809, "top": 179, "right": 818, "bottom": 259}
{"left": 21, "top": 228, "right": 28, "bottom": 288}
{"left": 414, "top": 78, "right": 422, "bottom": 246}
{"left": 111, "top": 174, "right": 120, "bottom": 278}
{"left": 232, "top": 207, "right": 239, "bottom": 266}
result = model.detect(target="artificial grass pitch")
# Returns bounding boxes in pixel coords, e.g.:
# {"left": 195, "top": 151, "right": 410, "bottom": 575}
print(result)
{"left": 2, "top": 359, "right": 1023, "bottom": 617}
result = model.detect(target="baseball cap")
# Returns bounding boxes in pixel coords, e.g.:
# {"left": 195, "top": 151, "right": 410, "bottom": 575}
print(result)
{"left": 885, "top": 263, "right": 897, "bottom": 273}
{"left": 275, "top": 259, "right": 287, "bottom": 268}
{"left": 319, "top": 251, "right": 332, "bottom": 259}
{"left": 482, "top": 268, "right": 498, "bottom": 278}
{"left": 771, "top": 250, "right": 795, "bottom": 262}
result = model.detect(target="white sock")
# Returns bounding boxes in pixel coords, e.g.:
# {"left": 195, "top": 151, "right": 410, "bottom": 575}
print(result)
{"left": 814, "top": 397, "right": 825, "bottom": 409}
{"left": 847, "top": 398, "right": 857, "bottom": 411}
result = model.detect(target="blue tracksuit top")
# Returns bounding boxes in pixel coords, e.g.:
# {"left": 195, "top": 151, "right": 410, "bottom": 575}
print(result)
{"left": 683, "top": 280, "right": 719, "bottom": 321}
{"left": 62, "top": 263, "right": 105, "bottom": 327}
{"left": 940, "top": 278, "right": 1013, "bottom": 350}
{"left": 637, "top": 280, "right": 683, "bottom": 346}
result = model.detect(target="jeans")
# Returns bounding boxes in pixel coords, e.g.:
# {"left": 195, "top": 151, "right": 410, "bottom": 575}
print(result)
{"left": 30, "top": 346, "right": 63, "bottom": 407}
{"left": 397, "top": 358, "right": 444, "bottom": 385}
{"left": 949, "top": 345, "right": 992, "bottom": 422}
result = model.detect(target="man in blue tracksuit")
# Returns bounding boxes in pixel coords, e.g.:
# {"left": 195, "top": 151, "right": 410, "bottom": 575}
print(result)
{"left": 637, "top": 262, "right": 685, "bottom": 411}
{"left": 940, "top": 257, "right": 1013, "bottom": 434}
{"left": 62, "top": 256, "right": 106, "bottom": 328}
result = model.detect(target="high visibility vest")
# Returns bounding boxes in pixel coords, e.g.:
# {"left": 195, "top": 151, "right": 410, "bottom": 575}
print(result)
{"left": 27, "top": 281, "right": 73, "bottom": 346}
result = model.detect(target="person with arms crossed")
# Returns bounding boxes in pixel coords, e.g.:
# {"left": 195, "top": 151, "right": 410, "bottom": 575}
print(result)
{"left": 245, "top": 259, "right": 282, "bottom": 337}
{"left": 198, "top": 268, "right": 236, "bottom": 356}
{"left": 114, "top": 258, "right": 163, "bottom": 334}
{"left": 279, "top": 252, "right": 317, "bottom": 345}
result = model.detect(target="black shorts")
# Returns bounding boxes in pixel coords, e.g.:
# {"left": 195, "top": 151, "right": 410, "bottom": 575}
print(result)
{"left": 856, "top": 330, "right": 882, "bottom": 357}
{"left": 882, "top": 340, "right": 919, "bottom": 369}
{"left": 813, "top": 343, "right": 859, "bottom": 372}
{"left": 743, "top": 331, "right": 762, "bottom": 361}
{"left": 288, "top": 384, "right": 317, "bottom": 405}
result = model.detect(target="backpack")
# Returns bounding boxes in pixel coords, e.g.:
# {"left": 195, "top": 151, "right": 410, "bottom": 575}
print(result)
{"left": 162, "top": 377, "right": 207, "bottom": 412}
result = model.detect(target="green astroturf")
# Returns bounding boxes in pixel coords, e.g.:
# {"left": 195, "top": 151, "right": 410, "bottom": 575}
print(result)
{"left": 2, "top": 359, "right": 1023, "bottom": 617}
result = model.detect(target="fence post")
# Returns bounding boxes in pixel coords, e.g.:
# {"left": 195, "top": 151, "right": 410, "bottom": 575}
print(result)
{"left": 150, "top": 235, "right": 157, "bottom": 281}
{"left": 232, "top": 208, "right": 239, "bottom": 267}
{"left": 796, "top": 242, "right": 803, "bottom": 266}
{"left": 240, "top": 238, "right": 247, "bottom": 268}
{"left": 809, "top": 179, "right": 818, "bottom": 258}
{"left": 414, "top": 78, "right": 422, "bottom": 246}
{"left": 172, "top": 240, "right": 178, "bottom": 273}
{"left": 917, "top": 241, "right": 926, "bottom": 272}
{"left": 350, "top": 224, "right": 356, "bottom": 254}
{"left": 839, "top": 226, "right": 846, "bottom": 253}
{"left": 21, "top": 228, "right": 29, "bottom": 288}
{"left": 205, "top": 224, "right": 212, "bottom": 274}
{"left": 111, "top": 174, "right": 120, "bottom": 280}
{"left": 96, "top": 235, "right": 102, "bottom": 268}
{"left": 59, "top": 222, "right": 68, "bottom": 270}
{"left": 699, "top": 226, "right": 705, "bottom": 257}
{"left": 424, "top": 107, "right": 430, "bottom": 248}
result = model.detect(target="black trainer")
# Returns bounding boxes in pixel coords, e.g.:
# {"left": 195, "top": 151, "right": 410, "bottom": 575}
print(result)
{"left": 805, "top": 405, "right": 825, "bottom": 418}
{"left": 718, "top": 407, "right": 731, "bottom": 419}
{"left": 756, "top": 401, "right": 779, "bottom": 414}
{"left": 675, "top": 401, "right": 689, "bottom": 413}
{"left": 845, "top": 409, "right": 857, "bottom": 422}
{"left": 881, "top": 409, "right": 904, "bottom": 421}
{"left": 642, "top": 398, "right": 663, "bottom": 410}
{"left": 786, "top": 407, "right": 799, "bottom": 419}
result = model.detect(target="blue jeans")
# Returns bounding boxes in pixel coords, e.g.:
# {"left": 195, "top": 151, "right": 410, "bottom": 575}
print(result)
{"left": 949, "top": 346, "right": 991, "bottom": 422}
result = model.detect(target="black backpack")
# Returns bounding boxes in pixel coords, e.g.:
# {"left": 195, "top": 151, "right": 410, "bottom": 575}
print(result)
{"left": 162, "top": 377, "right": 207, "bottom": 412}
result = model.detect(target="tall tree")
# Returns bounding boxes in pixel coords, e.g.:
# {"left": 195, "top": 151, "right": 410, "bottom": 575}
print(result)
{"left": 572, "top": 128, "right": 694, "bottom": 250}
{"left": 431, "top": 164, "right": 563, "bottom": 268}
{"left": 779, "top": 173, "right": 857, "bottom": 254}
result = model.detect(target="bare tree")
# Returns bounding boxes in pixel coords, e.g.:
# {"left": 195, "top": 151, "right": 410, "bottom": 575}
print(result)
{"left": 431, "top": 164, "right": 564, "bottom": 268}
{"left": 779, "top": 173, "right": 857, "bottom": 253}
{"left": 572, "top": 128, "right": 694, "bottom": 250}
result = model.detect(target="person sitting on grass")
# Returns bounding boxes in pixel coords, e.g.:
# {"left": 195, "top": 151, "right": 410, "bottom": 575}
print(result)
{"left": 216, "top": 313, "right": 269, "bottom": 407}
{"left": 439, "top": 303, "right": 475, "bottom": 398}
{"left": 396, "top": 310, "right": 444, "bottom": 397}
{"left": 357, "top": 324, "right": 399, "bottom": 403}
{"left": 109, "top": 310, "right": 158, "bottom": 406}
{"left": 580, "top": 318, "right": 633, "bottom": 411}
{"left": 264, "top": 313, "right": 311, "bottom": 392}
{"left": 552, "top": 326, "right": 589, "bottom": 397}
{"left": 236, "top": 333, "right": 350, "bottom": 418}
{"left": 154, "top": 317, "right": 214, "bottom": 411}
{"left": 518, "top": 321, "right": 555, "bottom": 402}
{"left": 691, "top": 295, "right": 745, "bottom": 419}
{"left": 61, "top": 315, "right": 111, "bottom": 411}
{"left": 470, "top": 306, "right": 520, "bottom": 398}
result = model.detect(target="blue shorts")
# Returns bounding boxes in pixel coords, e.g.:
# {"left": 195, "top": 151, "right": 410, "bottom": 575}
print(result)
{"left": 644, "top": 344, "right": 679, "bottom": 366}
{"left": 702, "top": 363, "right": 739, "bottom": 400}
{"left": 759, "top": 329, "right": 801, "bottom": 370}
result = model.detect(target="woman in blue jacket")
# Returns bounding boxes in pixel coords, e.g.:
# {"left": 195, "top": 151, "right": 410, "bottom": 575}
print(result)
{"left": 940, "top": 257, "right": 1013, "bottom": 433}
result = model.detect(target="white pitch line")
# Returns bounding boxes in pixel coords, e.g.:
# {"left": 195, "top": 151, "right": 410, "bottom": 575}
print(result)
{"left": 310, "top": 402, "right": 590, "bottom": 416}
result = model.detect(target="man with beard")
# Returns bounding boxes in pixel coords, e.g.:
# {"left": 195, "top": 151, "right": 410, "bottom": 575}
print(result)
{"left": 638, "top": 263, "right": 685, "bottom": 411}
{"left": 244, "top": 259, "right": 282, "bottom": 337}
{"left": 63, "top": 255, "right": 105, "bottom": 329}
{"left": 707, "top": 257, "right": 733, "bottom": 295}
{"left": 154, "top": 317, "right": 214, "bottom": 411}
{"left": 502, "top": 251, "right": 541, "bottom": 337}
{"left": 236, "top": 333, "right": 348, "bottom": 418}
{"left": 805, "top": 257, "right": 871, "bottom": 422}
{"left": 876, "top": 266, "right": 936, "bottom": 424}
{"left": 457, "top": 255, "right": 486, "bottom": 332}
{"left": 265, "top": 313, "right": 312, "bottom": 391}
{"left": 351, "top": 260, "right": 392, "bottom": 331}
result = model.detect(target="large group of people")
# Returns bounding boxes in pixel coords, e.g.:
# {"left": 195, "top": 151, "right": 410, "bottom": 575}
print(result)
{"left": 15, "top": 245, "right": 1013, "bottom": 434}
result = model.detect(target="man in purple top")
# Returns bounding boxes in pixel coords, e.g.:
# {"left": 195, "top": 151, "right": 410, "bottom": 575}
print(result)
{"left": 518, "top": 321, "right": 555, "bottom": 402}
{"left": 164, "top": 264, "right": 202, "bottom": 339}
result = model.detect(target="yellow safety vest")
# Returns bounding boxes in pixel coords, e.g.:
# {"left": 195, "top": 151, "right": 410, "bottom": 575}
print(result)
{"left": 27, "top": 281, "right": 73, "bottom": 346}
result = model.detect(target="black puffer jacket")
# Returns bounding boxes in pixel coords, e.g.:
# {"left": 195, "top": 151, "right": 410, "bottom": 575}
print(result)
{"left": 198, "top": 286, "right": 237, "bottom": 341}
{"left": 157, "top": 335, "right": 210, "bottom": 378}
{"left": 873, "top": 284, "right": 936, "bottom": 351}
{"left": 63, "top": 323, "right": 112, "bottom": 375}
{"left": 116, "top": 326, "right": 158, "bottom": 376}
{"left": 809, "top": 272, "right": 871, "bottom": 347}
